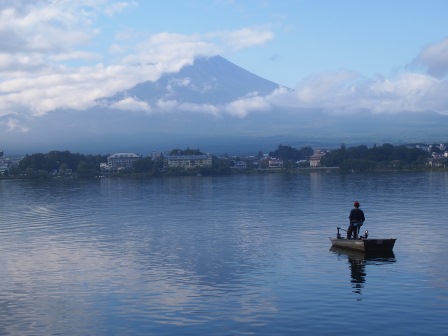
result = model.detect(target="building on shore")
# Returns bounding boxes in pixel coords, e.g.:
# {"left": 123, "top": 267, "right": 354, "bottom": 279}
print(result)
{"left": 268, "top": 158, "right": 284, "bottom": 169}
{"left": 164, "top": 154, "right": 212, "bottom": 169}
{"left": 309, "top": 151, "right": 327, "bottom": 167}
{"left": 103, "top": 153, "right": 141, "bottom": 171}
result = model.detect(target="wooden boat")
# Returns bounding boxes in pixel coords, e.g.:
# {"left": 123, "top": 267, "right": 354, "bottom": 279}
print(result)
{"left": 329, "top": 227, "right": 396, "bottom": 253}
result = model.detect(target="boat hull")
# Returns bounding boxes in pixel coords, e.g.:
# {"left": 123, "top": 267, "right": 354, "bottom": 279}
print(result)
{"left": 329, "top": 237, "right": 396, "bottom": 252}
{"left": 330, "top": 246, "right": 396, "bottom": 261}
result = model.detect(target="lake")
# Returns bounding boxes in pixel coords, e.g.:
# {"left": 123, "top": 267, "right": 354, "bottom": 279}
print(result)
{"left": 0, "top": 172, "right": 447, "bottom": 335}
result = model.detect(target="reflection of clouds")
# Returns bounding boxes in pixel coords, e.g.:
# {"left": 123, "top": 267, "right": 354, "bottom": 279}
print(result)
{"left": 1, "top": 202, "right": 279, "bottom": 334}
{"left": 2, "top": 236, "right": 279, "bottom": 330}
{"left": 1, "top": 238, "right": 116, "bottom": 334}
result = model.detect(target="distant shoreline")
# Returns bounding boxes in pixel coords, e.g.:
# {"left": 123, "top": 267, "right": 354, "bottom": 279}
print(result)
{"left": 2, "top": 166, "right": 446, "bottom": 182}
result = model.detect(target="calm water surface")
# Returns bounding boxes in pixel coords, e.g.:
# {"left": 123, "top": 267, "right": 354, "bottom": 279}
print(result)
{"left": 0, "top": 172, "right": 447, "bottom": 335}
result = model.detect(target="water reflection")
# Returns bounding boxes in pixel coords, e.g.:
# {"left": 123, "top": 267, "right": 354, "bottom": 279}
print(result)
{"left": 330, "top": 247, "right": 396, "bottom": 295}
{"left": 2, "top": 173, "right": 448, "bottom": 335}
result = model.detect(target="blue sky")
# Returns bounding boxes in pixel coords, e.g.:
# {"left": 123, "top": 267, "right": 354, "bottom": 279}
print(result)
{"left": 93, "top": 0, "right": 448, "bottom": 87}
{"left": 1, "top": 0, "right": 448, "bottom": 135}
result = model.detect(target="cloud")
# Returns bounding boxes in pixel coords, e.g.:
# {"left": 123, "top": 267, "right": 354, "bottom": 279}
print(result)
{"left": 109, "top": 96, "right": 151, "bottom": 113}
{"left": 0, "top": 1, "right": 96, "bottom": 55}
{"left": 294, "top": 70, "right": 359, "bottom": 104}
{"left": 0, "top": 52, "right": 45, "bottom": 72}
{"left": 156, "top": 99, "right": 179, "bottom": 111}
{"left": 280, "top": 71, "right": 448, "bottom": 115}
{"left": 161, "top": 92, "right": 272, "bottom": 118}
{"left": 271, "top": 36, "right": 448, "bottom": 116}
{"left": 2, "top": 0, "right": 448, "bottom": 126}
{"left": 149, "top": 92, "right": 272, "bottom": 119}
{"left": 414, "top": 38, "right": 448, "bottom": 78}
{"left": 104, "top": 1, "right": 138, "bottom": 17}
{"left": 178, "top": 102, "right": 221, "bottom": 116}
{"left": 213, "top": 27, "right": 275, "bottom": 51}
{"left": 49, "top": 51, "right": 101, "bottom": 62}
{"left": 122, "top": 32, "right": 220, "bottom": 70}
{"left": 224, "top": 92, "right": 272, "bottom": 117}
{"left": 1, "top": 117, "right": 29, "bottom": 132}
{"left": 0, "top": 1, "right": 276, "bottom": 120}
{"left": 0, "top": 64, "right": 131, "bottom": 116}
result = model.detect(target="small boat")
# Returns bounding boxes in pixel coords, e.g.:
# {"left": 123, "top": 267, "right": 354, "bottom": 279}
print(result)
{"left": 329, "top": 227, "right": 396, "bottom": 253}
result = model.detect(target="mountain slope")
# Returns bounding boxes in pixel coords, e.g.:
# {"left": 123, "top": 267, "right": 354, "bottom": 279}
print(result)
{"left": 108, "top": 55, "right": 283, "bottom": 105}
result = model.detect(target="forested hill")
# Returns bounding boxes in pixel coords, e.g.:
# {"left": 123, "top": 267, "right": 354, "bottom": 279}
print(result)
{"left": 319, "top": 144, "right": 432, "bottom": 171}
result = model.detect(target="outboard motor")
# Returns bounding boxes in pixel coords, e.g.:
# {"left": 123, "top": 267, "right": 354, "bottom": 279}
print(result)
{"left": 336, "top": 227, "right": 342, "bottom": 239}
{"left": 363, "top": 230, "right": 369, "bottom": 239}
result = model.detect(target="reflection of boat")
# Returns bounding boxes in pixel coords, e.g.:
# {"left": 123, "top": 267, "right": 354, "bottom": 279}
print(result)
{"left": 329, "top": 227, "right": 396, "bottom": 253}
{"left": 330, "top": 246, "right": 396, "bottom": 295}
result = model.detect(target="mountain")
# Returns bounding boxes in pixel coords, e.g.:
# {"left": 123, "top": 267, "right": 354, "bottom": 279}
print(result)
{"left": 108, "top": 56, "right": 281, "bottom": 105}
{"left": 2, "top": 56, "right": 448, "bottom": 155}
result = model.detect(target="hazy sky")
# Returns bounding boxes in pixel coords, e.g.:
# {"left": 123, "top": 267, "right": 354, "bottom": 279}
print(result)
{"left": 1, "top": 0, "right": 448, "bottom": 133}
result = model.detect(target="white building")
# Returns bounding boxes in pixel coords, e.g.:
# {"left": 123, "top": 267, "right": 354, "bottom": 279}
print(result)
{"left": 105, "top": 153, "right": 141, "bottom": 170}
{"left": 151, "top": 151, "right": 162, "bottom": 160}
{"left": 309, "top": 152, "right": 326, "bottom": 167}
{"left": 164, "top": 154, "right": 212, "bottom": 169}
{"left": 232, "top": 161, "right": 247, "bottom": 169}
{"left": 268, "top": 158, "right": 283, "bottom": 169}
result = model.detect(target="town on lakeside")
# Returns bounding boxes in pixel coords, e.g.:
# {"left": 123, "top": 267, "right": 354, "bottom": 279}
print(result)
{"left": 0, "top": 142, "right": 447, "bottom": 179}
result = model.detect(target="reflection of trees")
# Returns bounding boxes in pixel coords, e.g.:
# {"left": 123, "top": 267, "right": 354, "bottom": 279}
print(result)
{"left": 348, "top": 256, "right": 366, "bottom": 294}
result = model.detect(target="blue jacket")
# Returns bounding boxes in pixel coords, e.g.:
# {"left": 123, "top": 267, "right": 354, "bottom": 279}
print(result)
{"left": 349, "top": 208, "right": 365, "bottom": 225}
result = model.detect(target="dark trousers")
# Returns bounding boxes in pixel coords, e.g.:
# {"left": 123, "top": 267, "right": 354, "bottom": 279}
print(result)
{"left": 347, "top": 223, "right": 361, "bottom": 239}
{"left": 347, "top": 224, "right": 355, "bottom": 239}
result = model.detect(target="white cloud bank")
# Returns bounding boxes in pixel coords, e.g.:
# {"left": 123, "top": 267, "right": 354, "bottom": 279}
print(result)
{"left": 0, "top": 0, "right": 275, "bottom": 127}
{"left": 414, "top": 38, "right": 448, "bottom": 78}
{"left": 286, "top": 69, "right": 448, "bottom": 115}
{"left": 1, "top": 0, "right": 448, "bottom": 136}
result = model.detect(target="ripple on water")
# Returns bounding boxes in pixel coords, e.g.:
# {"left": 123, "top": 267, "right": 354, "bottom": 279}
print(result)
{"left": 0, "top": 174, "right": 447, "bottom": 335}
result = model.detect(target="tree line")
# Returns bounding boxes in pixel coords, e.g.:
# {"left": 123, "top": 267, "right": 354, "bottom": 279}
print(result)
{"left": 1, "top": 143, "right": 442, "bottom": 179}
{"left": 319, "top": 144, "right": 431, "bottom": 171}
{"left": 9, "top": 151, "right": 108, "bottom": 179}
{"left": 4, "top": 148, "right": 229, "bottom": 179}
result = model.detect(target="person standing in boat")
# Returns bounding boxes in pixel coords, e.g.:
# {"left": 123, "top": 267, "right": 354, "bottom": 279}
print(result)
{"left": 347, "top": 201, "right": 365, "bottom": 239}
